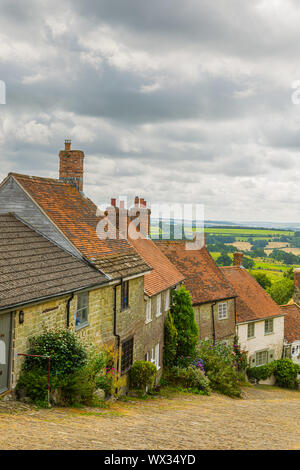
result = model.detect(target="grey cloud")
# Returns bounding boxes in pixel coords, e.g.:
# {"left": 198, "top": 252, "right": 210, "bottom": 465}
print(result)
{"left": 1, "top": 1, "right": 300, "bottom": 222}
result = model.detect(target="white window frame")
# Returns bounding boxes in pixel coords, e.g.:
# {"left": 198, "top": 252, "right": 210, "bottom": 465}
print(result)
{"left": 145, "top": 298, "right": 152, "bottom": 324}
{"left": 256, "top": 350, "right": 268, "bottom": 366}
{"left": 264, "top": 319, "right": 274, "bottom": 335}
{"left": 76, "top": 292, "right": 89, "bottom": 329}
{"left": 155, "top": 343, "right": 160, "bottom": 370}
{"left": 150, "top": 348, "right": 155, "bottom": 364}
{"left": 248, "top": 322, "right": 255, "bottom": 339}
{"left": 156, "top": 294, "right": 162, "bottom": 317}
{"left": 218, "top": 302, "right": 228, "bottom": 320}
{"left": 165, "top": 290, "right": 170, "bottom": 312}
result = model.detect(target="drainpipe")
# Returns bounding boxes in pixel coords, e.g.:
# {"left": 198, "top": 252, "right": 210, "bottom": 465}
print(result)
{"left": 211, "top": 301, "right": 217, "bottom": 345}
{"left": 66, "top": 292, "right": 74, "bottom": 328}
{"left": 113, "top": 279, "right": 123, "bottom": 371}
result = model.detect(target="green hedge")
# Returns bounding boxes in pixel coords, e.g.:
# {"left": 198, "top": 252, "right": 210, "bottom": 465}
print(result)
{"left": 129, "top": 361, "right": 157, "bottom": 392}
{"left": 247, "top": 358, "right": 300, "bottom": 389}
{"left": 165, "top": 365, "right": 211, "bottom": 395}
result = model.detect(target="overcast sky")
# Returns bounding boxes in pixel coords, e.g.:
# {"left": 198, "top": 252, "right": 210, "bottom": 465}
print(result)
{"left": 2, "top": 0, "right": 300, "bottom": 222}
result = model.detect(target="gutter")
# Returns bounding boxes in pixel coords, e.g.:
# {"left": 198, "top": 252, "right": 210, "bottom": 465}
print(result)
{"left": 0, "top": 281, "right": 108, "bottom": 315}
{"left": 66, "top": 292, "right": 74, "bottom": 328}
{"left": 193, "top": 295, "right": 237, "bottom": 307}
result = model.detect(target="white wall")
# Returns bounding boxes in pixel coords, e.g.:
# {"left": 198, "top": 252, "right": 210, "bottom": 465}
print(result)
{"left": 237, "top": 316, "right": 284, "bottom": 364}
{"left": 290, "top": 340, "right": 300, "bottom": 365}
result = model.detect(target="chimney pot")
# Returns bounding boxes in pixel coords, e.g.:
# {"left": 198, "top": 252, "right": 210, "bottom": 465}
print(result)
{"left": 65, "top": 140, "right": 71, "bottom": 151}
{"left": 233, "top": 252, "right": 244, "bottom": 267}
{"left": 111, "top": 198, "right": 116, "bottom": 207}
{"left": 134, "top": 196, "right": 139, "bottom": 205}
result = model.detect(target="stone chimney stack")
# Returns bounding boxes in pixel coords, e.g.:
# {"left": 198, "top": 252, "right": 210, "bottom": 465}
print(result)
{"left": 233, "top": 252, "right": 244, "bottom": 267}
{"left": 59, "top": 140, "right": 85, "bottom": 192}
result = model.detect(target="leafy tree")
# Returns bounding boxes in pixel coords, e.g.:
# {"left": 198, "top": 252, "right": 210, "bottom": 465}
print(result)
{"left": 216, "top": 253, "right": 232, "bottom": 266}
{"left": 242, "top": 256, "right": 255, "bottom": 270}
{"left": 251, "top": 272, "right": 272, "bottom": 290}
{"left": 250, "top": 248, "right": 265, "bottom": 258}
{"left": 284, "top": 267, "right": 294, "bottom": 281}
{"left": 268, "top": 278, "right": 294, "bottom": 305}
{"left": 170, "top": 286, "right": 198, "bottom": 358}
{"left": 163, "top": 311, "right": 178, "bottom": 367}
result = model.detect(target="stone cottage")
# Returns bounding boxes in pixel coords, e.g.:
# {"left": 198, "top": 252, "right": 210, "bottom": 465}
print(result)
{"left": 221, "top": 253, "right": 285, "bottom": 369}
{"left": 0, "top": 213, "right": 109, "bottom": 395}
{"left": 0, "top": 141, "right": 153, "bottom": 392}
{"left": 155, "top": 239, "right": 237, "bottom": 344}
{"left": 129, "top": 233, "right": 184, "bottom": 379}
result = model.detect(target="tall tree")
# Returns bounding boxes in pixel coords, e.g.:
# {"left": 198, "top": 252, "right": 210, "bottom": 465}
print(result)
{"left": 170, "top": 286, "right": 198, "bottom": 358}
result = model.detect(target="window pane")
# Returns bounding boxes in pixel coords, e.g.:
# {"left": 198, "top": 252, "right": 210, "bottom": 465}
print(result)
{"left": 121, "top": 338, "right": 133, "bottom": 374}
{"left": 265, "top": 319, "right": 274, "bottom": 334}
{"left": 256, "top": 350, "right": 268, "bottom": 366}
{"left": 121, "top": 281, "right": 129, "bottom": 310}
{"left": 157, "top": 295, "right": 161, "bottom": 316}
{"left": 76, "top": 293, "right": 89, "bottom": 327}
{"left": 165, "top": 290, "right": 170, "bottom": 311}
{"left": 155, "top": 343, "right": 160, "bottom": 369}
{"left": 248, "top": 323, "right": 255, "bottom": 338}
{"left": 146, "top": 299, "right": 151, "bottom": 322}
{"left": 218, "top": 302, "right": 227, "bottom": 319}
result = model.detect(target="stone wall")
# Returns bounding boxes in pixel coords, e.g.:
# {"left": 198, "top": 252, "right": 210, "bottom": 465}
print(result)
{"left": 10, "top": 276, "right": 147, "bottom": 392}
{"left": 193, "top": 298, "right": 236, "bottom": 343}
{"left": 143, "top": 289, "right": 171, "bottom": 381}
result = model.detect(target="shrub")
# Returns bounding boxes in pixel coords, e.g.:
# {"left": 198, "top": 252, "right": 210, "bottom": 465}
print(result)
{"left": 268, "top": 278, "right": 294, "bottom": 305}
{"left": 17, "top": 329, "right": 110, "bottom": 406}
{"left": 24, "top": 329, "right": 87, "bottom": 377}
{"left": 170, "top": 286, "right": 198, "bottom": 359}
{"left": 274, "top": 359, "right": 299, "bottom": 389}
{"left": 251, "top": 272, "right": 272, "bottom": 290}
{"left": 247, "top": 359, "right": 299, "bottom": 389}
{"left": 163, "top": 311, "right": 178, "bottom": 367}
{"left": 165, "top": 366, "right": 210, "bottom": 395}
{"left": 232, "top": 336, "right": 248, "bottom": 372}
{"left": 16, "top": 369, "right": 48, "bottom": 405}
{"left": 197, "top": 340, "right": 242, "bottom": 397}
{"left": 246, "top": 362, "right": 276, "bottom": 382}
{"left": 129, "top": 361, "right": 157, "bottom": 392}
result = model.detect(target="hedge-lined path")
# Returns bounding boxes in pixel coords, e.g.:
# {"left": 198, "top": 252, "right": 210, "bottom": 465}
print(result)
{"left": 1, "top": 386, "right": 300, "bottom": 450}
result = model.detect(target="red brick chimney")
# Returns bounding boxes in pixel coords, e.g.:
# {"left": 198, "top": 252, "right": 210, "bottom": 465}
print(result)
{"left": 59, "top": 140, "right": 84, "bottom": 192}
{"left": 294, "top": 268, "right": 300, "bottom": 288}
{"left": 233, "top": 252, "right": 243, "bottom": 267}
{"left": 293, "top": 268, "right": 300, "bottom": 304}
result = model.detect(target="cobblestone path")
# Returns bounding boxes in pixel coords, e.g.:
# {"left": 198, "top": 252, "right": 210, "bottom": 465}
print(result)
{"left": 0, "top": 386, "right": 300, "bottom": 450}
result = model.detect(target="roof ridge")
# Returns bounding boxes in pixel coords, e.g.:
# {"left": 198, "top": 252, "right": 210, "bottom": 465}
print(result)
{"left": 10, "top": 172, "right": 66, "bottom": 184}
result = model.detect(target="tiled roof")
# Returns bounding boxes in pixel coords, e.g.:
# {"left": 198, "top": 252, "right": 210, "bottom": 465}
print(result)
{"left": 154, "top": 240, "right": 235, "bottom": 304}
{"left": 221, "top": 266, "right": 284, "bottom": 323}
{"left": 129, "top": 238, "right": 184, "bottom": 297}
{"left": 0, "top": 214, "right": 108, "bottom": 310}
{"left": 10, "top": 173, "right": 150, "bottom": 280}
{"left": 280, "top": 303, "right": 300, "bottom": 343}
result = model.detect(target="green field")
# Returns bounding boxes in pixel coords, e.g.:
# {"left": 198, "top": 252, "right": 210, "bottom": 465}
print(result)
{"left": 204, "top": 227, "right": 294, "bottom": 237}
